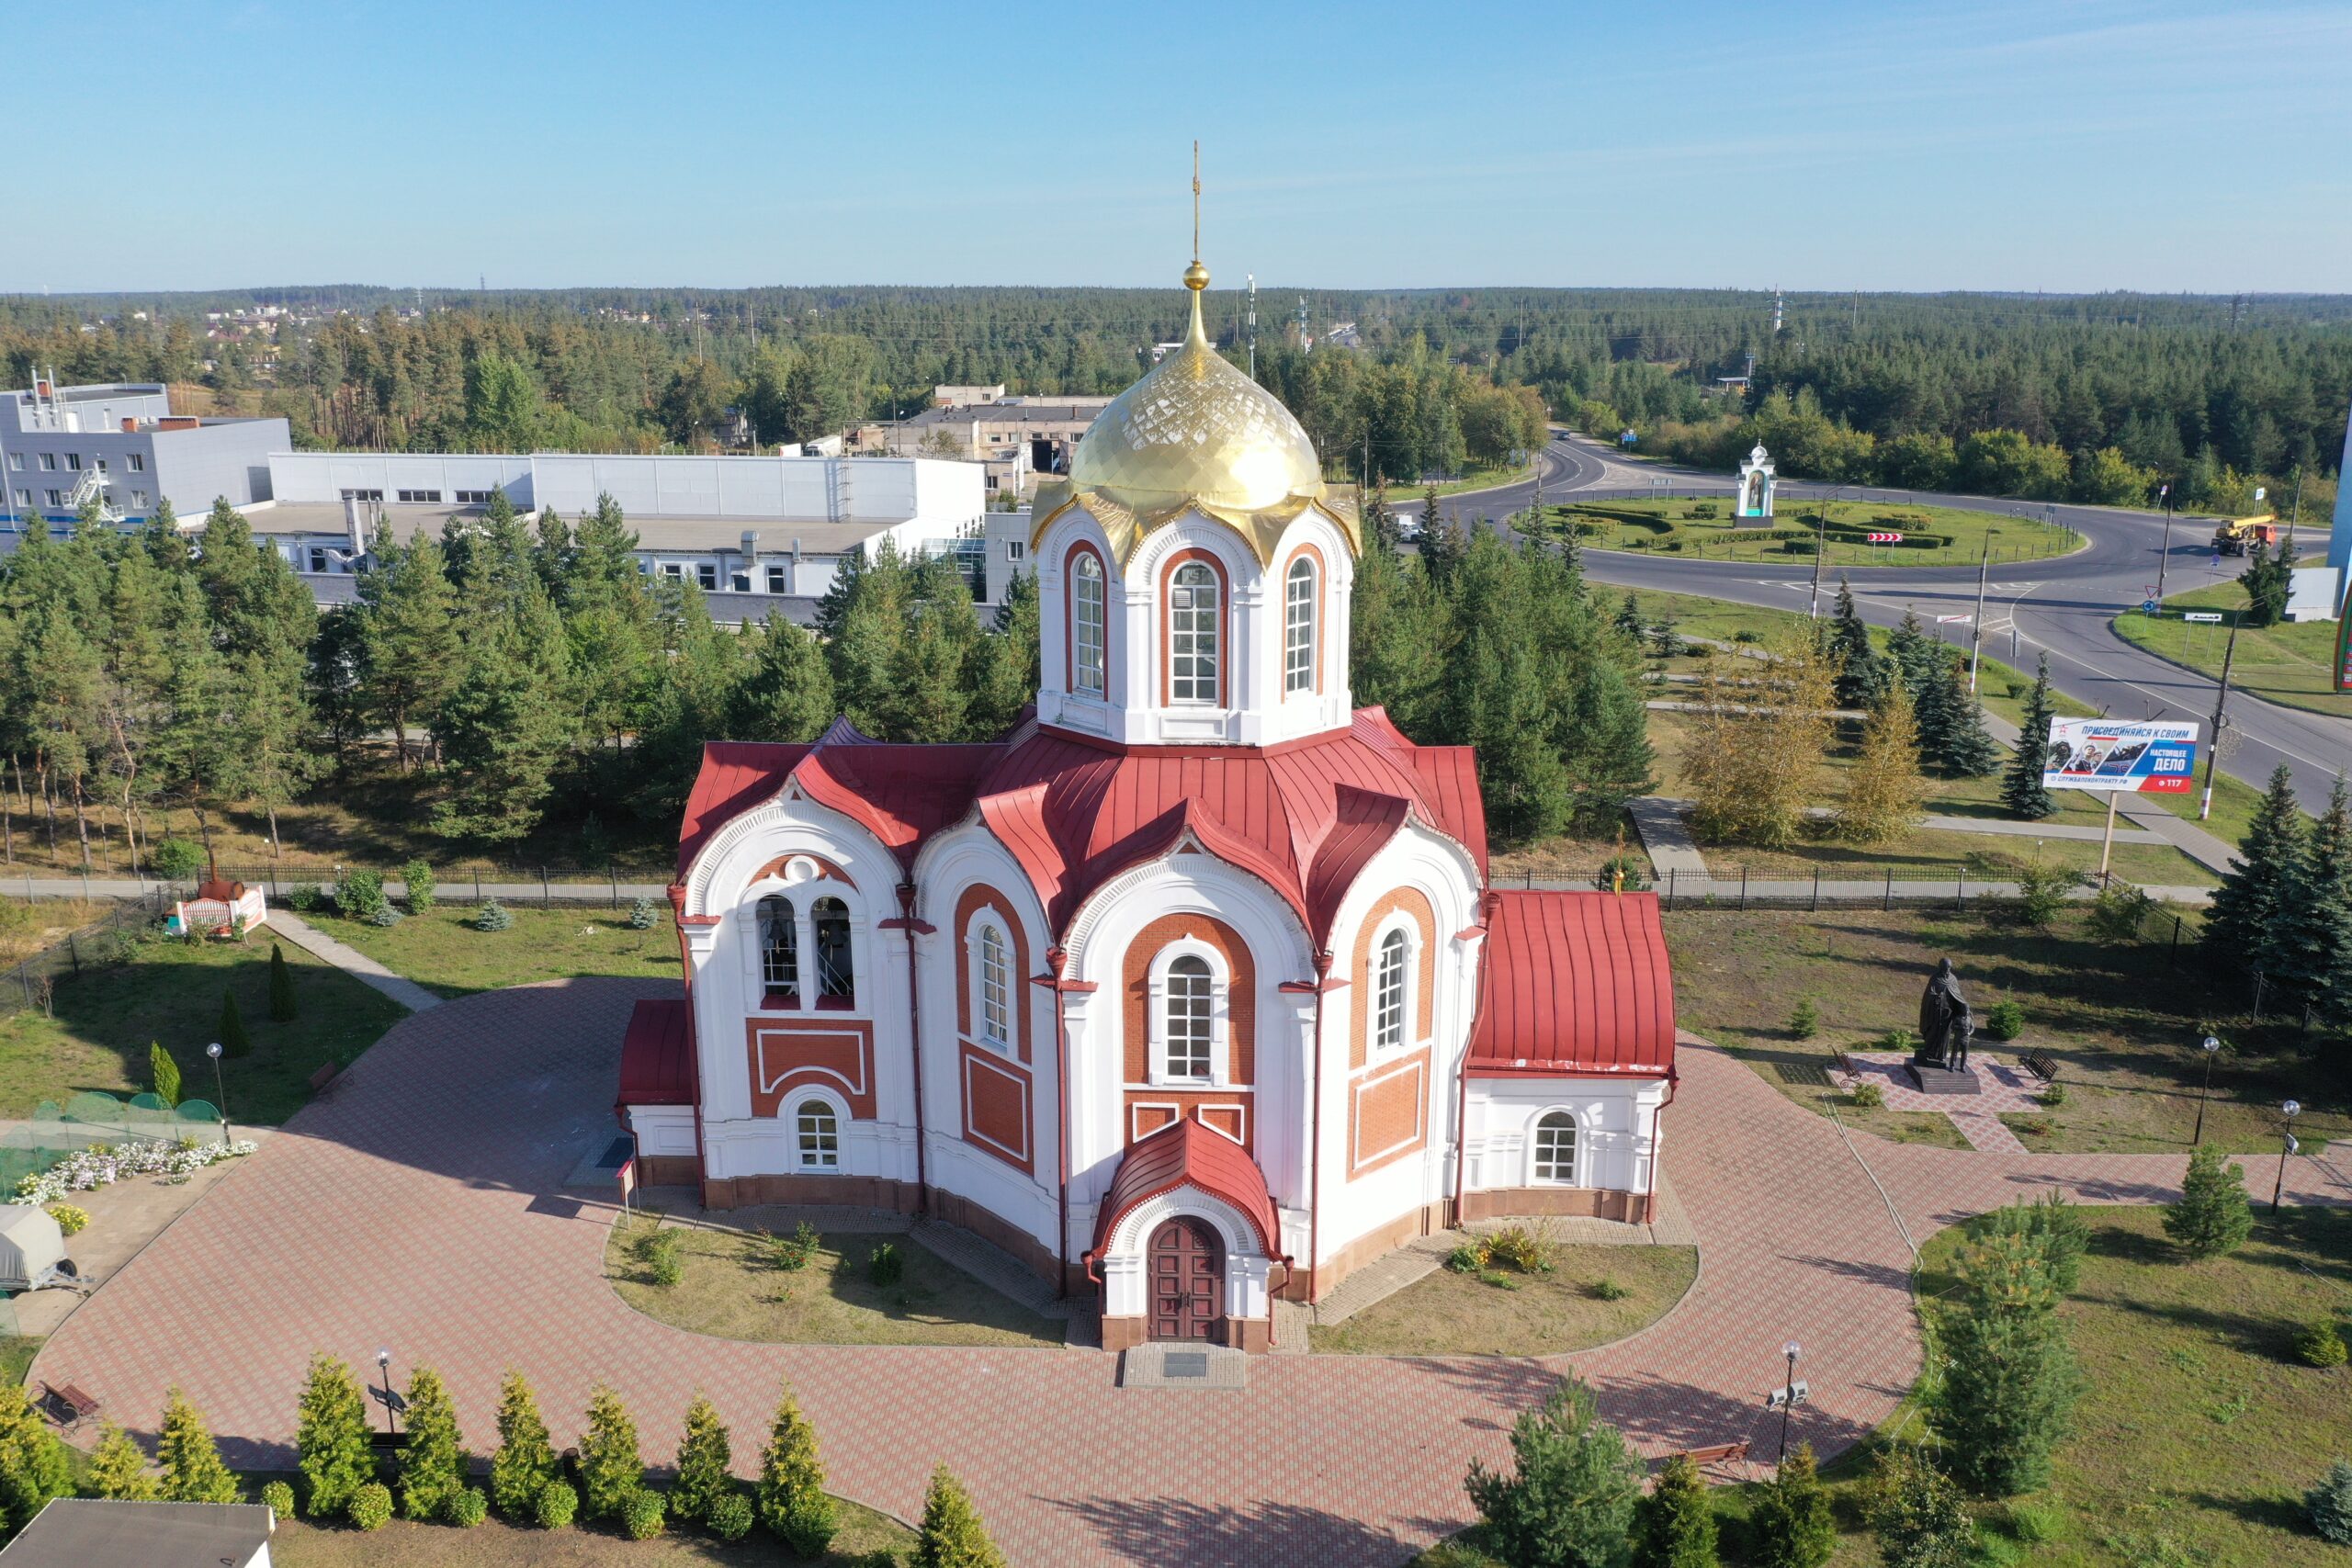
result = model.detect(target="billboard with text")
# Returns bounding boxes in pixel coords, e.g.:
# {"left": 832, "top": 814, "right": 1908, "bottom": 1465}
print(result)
{"left": 2041, "top": 718, "right": 2198, "bottom": 794}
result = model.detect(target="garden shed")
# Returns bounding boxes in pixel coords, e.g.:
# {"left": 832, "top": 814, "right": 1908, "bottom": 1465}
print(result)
{"left": 0, "top": 1205, "right": 66, "bottom": 1292}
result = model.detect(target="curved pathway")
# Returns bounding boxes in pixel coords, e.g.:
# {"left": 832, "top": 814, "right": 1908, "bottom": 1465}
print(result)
{"left": 30, "top": 982, "right": 2349, "bottom": 1566}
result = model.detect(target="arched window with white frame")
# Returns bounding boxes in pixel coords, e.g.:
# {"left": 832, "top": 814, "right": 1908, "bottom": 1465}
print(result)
{"left": 795, "top": 1097, "right": 841, "bottom": 1170}
{"left": 1168, "top": 561, "right": 1221, "bottom": 705}
{"left": 757, "top": 895, "right": 799, "bottom": 1003}
{"left": 1373, "top": 926, "right": 1408, "bottom": 1054}
{"left": 1532, "top": 1111, "right": 1577, "bottom": 1184}
{"left": 1164, "top": 956, "right": 1214, "bottom": 1079}
{"left": 1072, "top": 549, "right": 1106, "bottom": 695}
{"left": 975, "top": 920, "right": 1012, "bottom": 1052}
{"left": 1283, "top": 555, "right": 1317, "bottom": 694}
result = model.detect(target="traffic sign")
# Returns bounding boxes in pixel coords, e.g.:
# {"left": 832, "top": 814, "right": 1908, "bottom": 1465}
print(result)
{"left": 1935, "top": 614, "right": 1973, "bottom": 625}
{"left": 2141, "top": 599, "right": 2160, "bottom": 615}
{"left": 1866, "top": 532, "right": 1903, "bottom": 543}
{"left": 2185, "top": 612, "right": 2223, "bottom": 623}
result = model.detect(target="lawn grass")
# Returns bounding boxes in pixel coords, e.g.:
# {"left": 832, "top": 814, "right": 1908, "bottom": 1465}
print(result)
{"left": 1667, "top": 908, "right": 2352, "bottom": 1156}
{"left": 1400, "top": 461, "right": 1536, "bottom": 502}
{"left": 0, "top": 899, "right": 107, "bottom": 966}
{"left": 605, "top": 1217, "right": 1063, "bottom": 1348}
{"left": 272, "top": 1489, "right": 915, "bottom": 1565}
{"left": 1307, "top": 1242, "right": 1696, "bottom": 1357}
{"left": 1538, "top": 497, "right": 2081, "bottom": 569}
{"left": 307, "top": 904, "right": 680, "bottom": 998}
{"left": 0, "top": 918, "right": 409, "bottom": 1123}
{"left": 2113, "top": 571, "right": 2352, "bottom": 720}
{"left": 0, "top": 1336, "right": 38, "bottom": 1387}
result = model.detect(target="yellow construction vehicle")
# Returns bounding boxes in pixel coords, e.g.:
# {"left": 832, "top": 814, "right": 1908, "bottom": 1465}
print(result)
{"left": 2211, "top": 513, "right": 2283, "bottom": 557}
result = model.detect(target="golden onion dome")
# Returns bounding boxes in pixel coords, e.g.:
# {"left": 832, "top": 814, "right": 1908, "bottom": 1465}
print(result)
{"left": 1068, "top": 262, "right": 1324, "bottom": 515}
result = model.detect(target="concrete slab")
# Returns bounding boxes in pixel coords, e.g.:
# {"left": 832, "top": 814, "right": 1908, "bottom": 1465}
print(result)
{"left": 1627, "top": 796, "right": 1710, "bottom": 878}
{"left": 1117, "top": 1343, "right": 1248, "bottom": 1390}
{"left": 268, "top": 911, "right": 441, "bottom": 1013}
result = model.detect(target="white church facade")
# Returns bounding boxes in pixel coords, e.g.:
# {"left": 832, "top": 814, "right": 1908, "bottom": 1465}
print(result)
{"left": 618, "top": 252, "right": 1678, "bottom": 1351}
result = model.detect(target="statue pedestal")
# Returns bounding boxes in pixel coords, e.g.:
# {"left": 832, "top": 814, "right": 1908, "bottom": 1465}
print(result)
{"left": 1904, "top": 1063, "right": 1982, "bottom": 1096}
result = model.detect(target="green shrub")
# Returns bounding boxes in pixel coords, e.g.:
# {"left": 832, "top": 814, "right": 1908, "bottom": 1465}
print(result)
{"left": 152, "top": 839, "right": 205, "bottom": 882}
{"left": 334, "top": 868, "right": 387, "bottom": 921}
{"left": 1851, "top": 1082, "right": 1886, "bottom": 1111}
{"left": 2164, "top": 1144, "right": 2255, "bottom": 1259}
{"left": 621, "top": 1488, "right": 666, "bottom": 1540}
{"left": 490, "top": 1371, "right": 559, "bottom": 1519}
{"left": 1787, "top": 999, "right": 1818, "bottom": 1040}
{"left": 671, "top": 1394, "right": 732, "bottom": 1523}
{"left": 2005, "top": 1502, "right": 2065, "bottom": 1543}
{"left": 348, "top": 1482, "right": 394, "bottom": 1531}
{"left": 475, "top": 898, "right": 514, "bottom": 932}
{"left": 1594, "top": 852, "right": 1650, "bottom": 893}
{"left": 1878, "top": 1027, "right": 1919, "bottom": 1055}
{"left": 639, "top": 1227, "right": 683, "bottom": 1288}
{"left": 2041, "top": 1080, "right": 2067, "bottom": 1108}
{"left": 576, "top": 1386, "right": 644, "bottom": 1520}
{"left": 534, "top": 1480, "right": 578, "bottom": 1529}
{"left": 2292, "top": 1318, "right": 2348, "bottom": 1368}
{"left": 1590, "top": 1277, "right": 1629, "bottom": 1302}
{"left": 628, "top": 897, "right": 662, "bottom": 931}
{"left": 2309, "top": 1460, "right": 2352, "bottom": 1545}
{"left": 449, "top": 1487, "right": 488, "bottom": 1527}
{"left": 268, "top": 942, "right": 297, "bottom": 1021}
{"left": 365, "top": 903, "right": 403, "bottom": 928}
{"left": 260, "top": 1479, "right": 297, "bottom": 1518}
{"left": 2086, "top": 881, "right": 2154, "bottom": 944}
{"left": 401, "top": 859, "right": 435, "bottom": 913}
{"left": 219, "top": 987, "right": 253, "bottom": 1058}
{"left": 1983, "top": 998, "right": 2025, "bottom": 1041}
{"left": 1445, "top": 1243, "right": 1483, "bottom": 1274}
{"left": 867, "top": 1241, "right": 904, "bottom": 1287}
{"left": 1484, "top": 1224, "right": 1555, "bottom": 1274}
{"left": 2007, "top": 862, "right": 2084, "bottom": 930}
{"left": 706, "top": 1490, "right": 754, "bottom": 1541}
{"left": 284, "top": 882, "right": 324, "bottom": 912}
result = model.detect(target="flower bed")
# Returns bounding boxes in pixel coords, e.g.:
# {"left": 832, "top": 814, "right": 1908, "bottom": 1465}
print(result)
{"left": 13, "top": 1138, "right": 257, "bottom": 1205}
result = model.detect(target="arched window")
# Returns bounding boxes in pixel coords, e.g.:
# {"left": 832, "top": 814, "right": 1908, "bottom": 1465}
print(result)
{"left": 1374, "top": 926, "right": 1408, "bottom": 1054}
{"left": 1283, "top": 556, "right": 1317, "bottom": 694}
{"left": 1162, "top": 954, "right": 1215, "bottom": 1081}
{"left": 1072, "top": 550, "right": 1106, "bottom": 695}
{"left": 757, "top": 895, "right": 798, "bottom": 1002}
{"left": 1168, "top": 561, "right": 1220, "bottom": 705}
{"left": 810, "top": 897, "right": 854, "bottom": 1007}
{"left": 796, "top": 1100, "right": 840, "bottom": 1169}
{"left": 1532, "top": 1111, "right": 1577, "bottom": 1184}
{"left": 976, "top": 922, "right": 1011, "bottom": 1050}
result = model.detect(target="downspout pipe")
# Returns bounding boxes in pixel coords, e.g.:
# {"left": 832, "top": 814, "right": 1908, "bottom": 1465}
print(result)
{"left": 1643, "top": 1070, "right": 1678, "bottom": 1224}
{"left": 1302, "top": 950, "right": 1336, "bottom": 1304}
{"left": 1034, "top": 945, "right": 1089, "bottom": 1299}
{"left": 882, "top": 885, "right": 934, "bottom": 1218}
{"left": 1452, "top": 896, "right": 1498, "bottom": 1230}
{"left": 667, "top": 884, "right": 711, "bottom": 1200}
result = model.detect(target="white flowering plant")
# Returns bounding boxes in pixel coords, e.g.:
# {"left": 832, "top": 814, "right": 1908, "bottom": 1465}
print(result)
{"left": 13, "top": 1137, "right": 256, "bottom": 1205}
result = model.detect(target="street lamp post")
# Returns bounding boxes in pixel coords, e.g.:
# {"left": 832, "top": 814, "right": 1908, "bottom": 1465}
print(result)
{"left": 2271, "top": 1100, "right": 2301, "bottom": 1213}
{"left": 1778, "top": 1340, "right": 1801, "bottom": 1461}
{"left": 2191, "top": 1036, "right": 2222, "bottom": 1145}
{"left": 1969, "top": 530, "right": 2000, "bottom": 694}
{"left": 2156, "top": 483, "right": 2176, "bottom": 598}
{"left": 376, "top": 1348, "right": 398, "bottom": 1436}
{"left": 204, "top": 1042, "right": 230, "bottom": 1145}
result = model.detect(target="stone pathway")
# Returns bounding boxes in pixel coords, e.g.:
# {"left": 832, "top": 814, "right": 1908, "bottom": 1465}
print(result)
{"left": 1916, "top": 813, "right": 2162, "bottom": 844}
{"left": 1626, "top": 796, "right": 1709, "bottom": 878}
{"left": 1829, "top": 1052, "right": 2046, "bottom": 1152}
{"left": 29, "top": 982, "right": 2349, "bottom": 1568}
{"left": 266, "top": 911, "right": 440, "bottom": 1013}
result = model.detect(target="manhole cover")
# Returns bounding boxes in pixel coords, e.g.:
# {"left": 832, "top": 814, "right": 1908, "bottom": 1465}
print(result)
{"left": 1162, "top": 1351, "right": 1210, "bottom": 1379}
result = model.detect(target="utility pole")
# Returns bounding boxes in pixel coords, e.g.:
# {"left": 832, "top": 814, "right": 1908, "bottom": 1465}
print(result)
{"left": 1969, "top": 530, "right": 1998, "bottom": 693}
{"left": 1806, "top": 493, "right": 1830, "bottom": 617}
{"left": 1246, "top": 273, "right": 1258, "bottom": 379}
{"left": 2199, "top": 620, "right": 2239, "bottom": 821}
{"left": 2156, "top": 483, "right": 2176, "bottom": 598}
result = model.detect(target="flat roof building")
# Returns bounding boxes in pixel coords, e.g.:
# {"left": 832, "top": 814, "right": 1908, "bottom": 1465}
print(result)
{"left": 0, "top": 377, "right": 288, "bottom": 529}
{"left": 0, "top": 1498, "right": 276, "bottom": 1567}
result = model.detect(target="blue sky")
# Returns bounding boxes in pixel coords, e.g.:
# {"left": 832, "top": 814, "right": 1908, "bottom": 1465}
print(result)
{"left": 10, "top": 0, "right": 2348, "bottom": 294}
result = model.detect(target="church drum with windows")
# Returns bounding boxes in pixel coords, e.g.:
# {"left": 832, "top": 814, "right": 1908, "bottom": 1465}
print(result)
{"left": 618, "top": 253, "right": 1677, "bottom": 1352}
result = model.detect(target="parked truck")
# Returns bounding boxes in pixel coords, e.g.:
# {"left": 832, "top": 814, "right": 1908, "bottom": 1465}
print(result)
{"left": 2211, "top": 513, "right": 2282, "bottom": 557}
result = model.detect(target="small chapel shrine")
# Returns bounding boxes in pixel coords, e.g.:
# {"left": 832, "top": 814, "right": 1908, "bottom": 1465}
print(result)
{"left": 620, "top": 241, "right": 1678, "bottom": 1352}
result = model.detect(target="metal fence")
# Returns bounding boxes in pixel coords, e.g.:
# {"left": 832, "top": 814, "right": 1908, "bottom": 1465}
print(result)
{"left": 0, "top": 889, "right": 173, "bottom": 1014}
{"left": 0, "top": 1090, "right": 225, "bottom": 1202}
{"left": 1500, "top": 865, "right": 2213, "bottom": 914}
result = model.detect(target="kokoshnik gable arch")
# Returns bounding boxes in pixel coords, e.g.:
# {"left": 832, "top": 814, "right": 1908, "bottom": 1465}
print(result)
{"left": 620, "top": 245, "right": 1678, "bottom": 1354}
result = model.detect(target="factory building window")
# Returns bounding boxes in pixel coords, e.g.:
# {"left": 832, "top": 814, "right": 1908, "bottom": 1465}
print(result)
{"left": 130, "top": 491, "right": 149, "bottom": 509}
{"left": 5, "top": 453, "right": 20, "bottom": 470}
{"left": 39, "top": 453, "right": 56, "bottom": 471}
{"left": 309, "top": 547, "right": 333, "bottom": 573}
{"left": 396, "top": 489, "right": 442, "bottom": 503}
{"left": 44, "top": 490, "right": 62, "bottom": 508}
{"left": 338, "top": 488, "right": 383, "bottom": 503}
{"left": 731, "top": 570, "right": 752, "bottom": 592}
{"left": 11, "top": 491, "right": 28, "bottom": 509}
{"left": 766, "top": 565, "right": 788, "bottom": 593}
{"left": 696, "top": 563, "right": 718, "bottom": 591}
{"left": 453, "top": 489, "right": 494, "bottom": 504}
{"left": 63, "top": 454, "right": 81, "bottom": 471}
{"left": 127, "top": 453, "right": 144, "bottom": 472}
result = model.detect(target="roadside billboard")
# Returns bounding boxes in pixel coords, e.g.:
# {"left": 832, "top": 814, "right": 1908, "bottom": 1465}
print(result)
{"left": 2041, "top": 718, "right": 2198, "bottom": 794}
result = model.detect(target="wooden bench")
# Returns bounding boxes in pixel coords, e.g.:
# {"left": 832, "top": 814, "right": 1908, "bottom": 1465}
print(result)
{"left": 308, "top": 1061, "right": 343, "bottom": 1098}
{"left": 1673, "top": 1440, "right": 1750, "bottom": 1467}
{"left": 36, "top": 1381, "right": 99, "bottom": 1431}
{"left": 2019, "top": 1051, "right": 2061, "bottom": 1084}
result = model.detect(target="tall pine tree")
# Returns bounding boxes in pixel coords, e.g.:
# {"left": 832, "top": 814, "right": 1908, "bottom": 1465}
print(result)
{"left": 2002, "top": 654, "right": 2058, "bottom": 819}
{"left": 294, "top": 1354, "right": 376, "bottom": 1519}
{"left": 2201, "top": 763, "right": 2308, "bottom": 974}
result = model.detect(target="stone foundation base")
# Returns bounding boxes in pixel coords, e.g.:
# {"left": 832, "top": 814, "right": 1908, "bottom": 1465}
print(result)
{"left": 1101, "top": 1314, "right": 1272, "bottom": 1354}
{"left": 1458, "top": 1186, "right": 1653, "bottom": 1224}
{"left": 637, "top": 1155, "right": 701, "bottom": 1187}
{"left": 697, "top": 1174, "right": 1065, "bottom": 1292}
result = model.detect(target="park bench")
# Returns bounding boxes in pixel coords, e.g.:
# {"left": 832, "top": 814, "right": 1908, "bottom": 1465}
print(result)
{"left": 1672, "top": 1440, "right": 1749, "bottom": 1467}
{"left": 2019, "top": 1050, "right": 2061, "bottom": 1084}
{"left": 308, "top": 1061, "right": 344, "bottom": 1098}
{"left": 36, "top": 1381, "right": 99, "bottom": 1431}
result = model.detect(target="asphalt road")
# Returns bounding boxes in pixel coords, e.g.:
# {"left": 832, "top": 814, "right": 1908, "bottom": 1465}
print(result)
{"left": 1401, "top": 435, "right": 2351, "bottom": 814}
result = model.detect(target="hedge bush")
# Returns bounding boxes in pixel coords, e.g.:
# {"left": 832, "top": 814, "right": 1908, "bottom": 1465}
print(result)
{"left": 476, "top": 899, "right": 514, "bottom": 932}
{"left": 2293, "top": 1318, "right": 2348, "bottom": 1368}
{"left": 534, "top": 1481, "right": 578, "bottom": 1529}
{"left": 450, "top": 1487, "right": 489, "bottom": 1527}
{"left": 707, "top": 1491, "right": 754, "bottom": 1541}
{"left": 348, "top": 1482, "right": 394, "bottom": 1531}
{"left": 260, "top": 1479, "right": 297, "bottom": 1517}
{"left": 402, "top": 859, "right": 436, "bottom": 913}
{"left": 621, "top": 1488, "right": 666, "bottom": 1540}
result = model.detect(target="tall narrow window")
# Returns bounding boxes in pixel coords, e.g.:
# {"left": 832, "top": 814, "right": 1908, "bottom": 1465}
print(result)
{"left": 1283, "top": 557, "right": 1317, "bottom": 694}
{"left": 757, "top": 895, "right": 798, "bottom": 1001}
{"left": 1168, "top": 562, "right": 1220, "bottom": 705}
{"left": 1073, "top": 551, "right": 1106, "bottom": 694}
{"left": 977, "top": 922, "right": 1010, "bottom": 1049}
{"left": 796, "top": 1100, "right": 840, "bottom": 1168}
{"left": 810, "top": 897, "right": 854, "bottom": 1006}
{"left": 1164, "top": 955, "right": 1214, "bottom": 1080}
{"left": 1533, "top": 1111, "right": 1577, "bottom": 1183}
{"left": 1374, "top": 927, "right": 1408, "bottom": 1053}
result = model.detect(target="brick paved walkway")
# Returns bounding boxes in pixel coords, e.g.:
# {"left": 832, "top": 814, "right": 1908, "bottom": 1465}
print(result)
{"left": 1831, "top": 1053, "right": 2043, "bottom": 1152}
{"left": 29, "top": 980, "right": 2350, "bottom": 1567}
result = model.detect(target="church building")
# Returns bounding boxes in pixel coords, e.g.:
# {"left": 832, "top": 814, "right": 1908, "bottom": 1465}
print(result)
{"left": 618, "top": 246, "right": 1678, "bottom": 1352}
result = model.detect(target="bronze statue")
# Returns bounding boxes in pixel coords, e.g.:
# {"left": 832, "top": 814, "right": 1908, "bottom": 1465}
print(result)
{"left": 1917, "top": 957, "right": 1973, "bottom": 1071}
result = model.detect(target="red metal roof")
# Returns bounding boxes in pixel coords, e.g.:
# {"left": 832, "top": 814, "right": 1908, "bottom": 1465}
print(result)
{"left": 1090, "top": 1117, "right": 1283, "bottom": 1258}
{"left": 1469, "top": 891, "right": 1676, "bottom": 1077}
{"left": 675, "top": 735, "right": 996, "bottom": 877}
{"left": 616, "top": 997, "right": 695, "bottom": 1107}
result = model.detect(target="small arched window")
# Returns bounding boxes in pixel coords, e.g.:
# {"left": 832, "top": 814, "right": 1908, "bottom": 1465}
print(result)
{"left": 1162, "top": 954, "right": 1215, "bottom": 1081}
{"left": 796, "top": 1100, "right": 840, "bottom": 1169}
{"left": 810, "top": 896, "right": 854, "bottom": 1007}
{"left": 757, "top": 895, "right": 798, "bottom": 1002}
{"left": 1168, "top": 561, "right": 1220, "bottom": 705}
{"left": 1072, "top": 551, "right": 1106, "bottom": 695}
{"left": 1374, "top": 926, "right": 1408, "bottom": 1054}
{"left": 1283, "top": 556, "right": 1317, "bottom": 694}
{"left": 976, "top": 922, "right": 1011, "bottom": 1050}
{"left": 1533, "top": 1111, "right": 1577, "bottom": 1184}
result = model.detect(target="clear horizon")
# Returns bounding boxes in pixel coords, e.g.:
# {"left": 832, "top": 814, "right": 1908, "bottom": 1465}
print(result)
{"left": 8, "top": 0, "right": 2348, "bottom": 297}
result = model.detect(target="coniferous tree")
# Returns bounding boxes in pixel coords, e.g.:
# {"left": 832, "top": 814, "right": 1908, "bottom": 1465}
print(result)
{"left": 1464, "top": 1374, "right": 1644, "bottom": 1568}
{"left": 1633, "top": 1452, "right": 1718, "bottom": 1568}
{"left": 671, "top": 1394, "right": 733, "bottom": 1525}
{"left": 2288, "top": 775, "right": 2352, "bottom": 1017}
{"left": 398, "top": 1367, "right": 466, "bottom": 1522}
{"left": 2201, "top": 763, "right": 2308, "bottom": 974}
{"left": 2239, "top": 540, "right": 2290, "bottom": 626}
{"left": 149, "top": 1041, "right": 181, "bottom": 1105}
{"left": 1836, "top": 681, "right": 1927, "bottom": 846}
{"left": 1827, "top": 578, "right": 1887, "bottom": 710}
{"left": 912, "top": 1467, "right": 1007, "bottom": 1568}
{"left": 2002, "top": 655, "right": 2058, "bottom": 819}
{"left": 490, "top": 1371, "right": 559, "bottom": 1519}
{"left": 2163, "top": 1143, "right": 2256, "bottom": 1259}
{"left": 1614, "top": 592, "right": 1645, "bottom": 643}
{"left": 576, "top": 1385, "right": 643, "bottom": 1521}
{"left": 0, "top": 1382, "right": 73, "bottom": 1535}
{"left": 218, "top": 987, "right": 253, "bottom": 1058}
{"left": 352, "top": 525, "right": 462, "bottom": 772}
{"left": 1751, "top": 1443, "right": 1837, "bottom": 1568}
{"left": 1931, "top": 1224, "right": 2078, "bottom": 1495}
{"left": 87, "top": 1420, "right": 158, "bottom": 1501}
{"left": 757, "top": 1381, "right": 836, "bottom": 1555}
{"left": 158, "top": 1388, "right": 240, "bottom": 1504}
{"left": 1867, "top": 1447, "right": 1973, "bottom": 1568}
{"left": 725, "top": 615, "right": 837, "bottom": 744}
{"left": 267, "top": 942, "right": 297, "bottom": 1021}
{"left": 1916, "top": 653, "right": 1999, "bottom": 776}
{"left": 295, "top": 1353, "right": 377, "bottom": 1519}
{"left": 1883, "top": 610, "right": 1939, "bottom": 695}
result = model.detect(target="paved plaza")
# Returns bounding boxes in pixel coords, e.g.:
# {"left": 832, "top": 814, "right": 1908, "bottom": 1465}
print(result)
{"left": 30, "top": 979, "right": 2352, "bottom": 1567}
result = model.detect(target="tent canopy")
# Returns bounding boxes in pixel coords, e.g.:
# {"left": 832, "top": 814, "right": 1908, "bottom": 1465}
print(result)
{"left": 0, "top": 1204, "right": 67, "bottom": 1289}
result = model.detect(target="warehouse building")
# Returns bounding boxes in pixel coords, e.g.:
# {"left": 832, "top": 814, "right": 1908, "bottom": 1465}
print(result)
{"left": 0, "top": 378, "right": 287, "bottom": 529}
